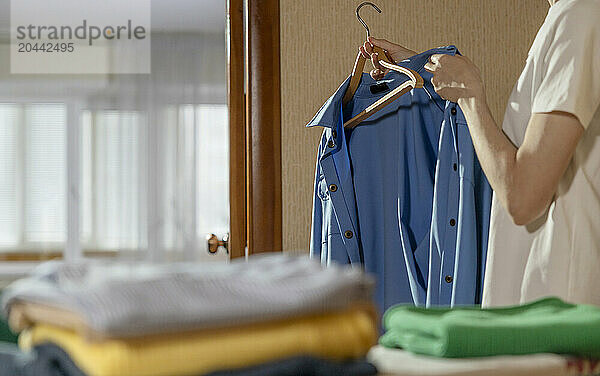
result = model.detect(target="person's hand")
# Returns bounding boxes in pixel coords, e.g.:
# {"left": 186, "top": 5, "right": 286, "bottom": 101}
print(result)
{"left": 424, "top": 54, "right": 486, "bottom": 103}
{"left": 359, "top": 37, "right": 417, "bottom": 80}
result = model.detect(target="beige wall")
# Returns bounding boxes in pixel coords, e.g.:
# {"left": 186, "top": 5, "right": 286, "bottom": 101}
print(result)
{"left": 280, "top": 0, "right": 548, "bottom": 252}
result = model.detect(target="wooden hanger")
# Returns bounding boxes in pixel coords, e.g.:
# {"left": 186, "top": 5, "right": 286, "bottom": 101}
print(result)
{"left": 342, "top": 2, "right": 424, "bottom": 129}
{"left": 344, "top": 58, "right": 423, "bottom": 129}
{"left": 342, "top": 2, "right": 394, "bottom": 107}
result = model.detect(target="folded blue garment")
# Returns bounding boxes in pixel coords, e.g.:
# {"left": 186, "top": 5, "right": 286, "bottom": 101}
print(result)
{"left": 0, "top": 343, "right": 85, "bottom": 376}
{"left": 204, "top": 355, "right": 378, "bottom": 376}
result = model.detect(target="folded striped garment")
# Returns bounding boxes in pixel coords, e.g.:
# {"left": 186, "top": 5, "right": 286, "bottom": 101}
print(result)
{"left": 2, "top": 254, "right": 374, "bottom": 338}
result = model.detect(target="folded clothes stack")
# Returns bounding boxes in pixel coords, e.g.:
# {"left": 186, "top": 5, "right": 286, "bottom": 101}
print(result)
{"left": 1, "top": 255, "right": 378, "bottom": 376}
{"left": 373, "top": 297, "right": 600, "bottom": 376}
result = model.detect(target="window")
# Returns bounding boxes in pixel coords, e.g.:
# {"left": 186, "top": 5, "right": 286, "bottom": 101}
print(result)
{"left": 0, "top": 4, "right": 230, "bottom": 264}
{"left": 0, "top": 103, "right": 229, "bottom": 261}
{"left": 0, "top": 103, "right": 67, "bottom": 249}
{"left": 80, "top": 110, "right": 145, "bottom": 251}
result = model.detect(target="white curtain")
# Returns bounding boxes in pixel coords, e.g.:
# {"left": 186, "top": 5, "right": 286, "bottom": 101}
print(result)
{"left": 0, "top": 32, "right": 229, "bottom": 262}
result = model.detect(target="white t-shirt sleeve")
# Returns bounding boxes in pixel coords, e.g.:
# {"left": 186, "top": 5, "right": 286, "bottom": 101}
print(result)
{"left": 531, "top": 1, "right": 600, "bottom": 129}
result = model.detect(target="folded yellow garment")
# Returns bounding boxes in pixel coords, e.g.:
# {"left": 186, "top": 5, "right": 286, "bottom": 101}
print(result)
{"left": 20, "top": 305, "right": 377, "bottom": 376}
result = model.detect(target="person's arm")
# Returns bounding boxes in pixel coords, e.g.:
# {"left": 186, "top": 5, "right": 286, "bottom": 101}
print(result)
{"left": 364, "top": 21, "right": 597, "bottom": 226}
{"left": 423, "top": 53, "right": 584, "bottom": 226}
{"left": 425, "top": 1, "right": 600, "bottom": 226}
{"left": 459, "top": 97, "right": 583, "bottom": 225}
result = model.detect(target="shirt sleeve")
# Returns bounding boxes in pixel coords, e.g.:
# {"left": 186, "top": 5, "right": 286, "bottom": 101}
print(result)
{"left": 531, "top": 2, "right": 600, "bottom": 129}
{"left": 309, "top": 143, "right": 324, "bottom": 261}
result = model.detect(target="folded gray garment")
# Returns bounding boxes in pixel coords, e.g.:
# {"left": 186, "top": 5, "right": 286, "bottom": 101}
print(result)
{"left": 2, "top": 254, "right": 373, "bottom": 338}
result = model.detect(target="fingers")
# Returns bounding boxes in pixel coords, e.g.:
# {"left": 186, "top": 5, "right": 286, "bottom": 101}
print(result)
{"left": 429, "top": 54, "right": 443, "bottom": 64}
{"left": 424, "top": 62, "right": 435, "bottom": 72}
{"left": 367, "top": 36, "right": 395, "bottom": 51}
{"left": 363, "top": 41, "right": 374, "bottom": 55}
{"left": 424, "top": 54, "right": 443, "bottom": 72}
{"left": 430, "top": 73, "right": 440, "bottom": 89}
{"left": 359, "top": 46, "right": 369, "bottom": 60}
{"left": 370, "top": 69, "right": 384, "bottom": 80}
{"left": 361, "top": 46, "right": 387, "bottom": 80}
{"left": 371, "top": 52, "right": 384, "bottom": 72}
{"left": 371, "top": 53, "right": 388, "bottom": 80}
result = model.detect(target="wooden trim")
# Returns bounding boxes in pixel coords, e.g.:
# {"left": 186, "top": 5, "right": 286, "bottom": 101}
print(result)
{"left": 246, "top": 0, "right": 282, "bottom": 254}
{"left": 227, "top": 0, "right": 247, "bottom": 259}
{"left": 0, "top": 250, "right": 121, "bottom": 262}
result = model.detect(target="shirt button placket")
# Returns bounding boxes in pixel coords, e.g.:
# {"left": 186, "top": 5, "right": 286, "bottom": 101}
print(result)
{"left": 440, "top": 107, "right": 460, "bottom": 302}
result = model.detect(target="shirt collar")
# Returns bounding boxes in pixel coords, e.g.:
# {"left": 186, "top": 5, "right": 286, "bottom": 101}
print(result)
{"left": 306, "top": 45, "right": 458, "bottom": 129}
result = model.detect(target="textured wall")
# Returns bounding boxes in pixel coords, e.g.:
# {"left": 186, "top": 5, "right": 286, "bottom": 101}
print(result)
{"left": 280, "top": 0, "right": 548, "bottom": 252}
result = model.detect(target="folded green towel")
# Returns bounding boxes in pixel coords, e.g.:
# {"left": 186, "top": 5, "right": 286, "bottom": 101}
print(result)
{"left": 0, "top": 291, "right": 17, "bottom": 344}
{"left": 380, "top": 297, "right": 600, "bottom": 358}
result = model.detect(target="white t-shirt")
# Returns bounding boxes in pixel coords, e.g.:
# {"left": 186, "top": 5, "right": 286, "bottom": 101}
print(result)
{"left": 482, "top": 0, "right": 600, "bottom": 307}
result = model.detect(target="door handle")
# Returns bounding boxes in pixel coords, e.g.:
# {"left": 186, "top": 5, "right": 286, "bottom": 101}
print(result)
{"left": 207, "top": 233, "right": 229, "bottom": 254}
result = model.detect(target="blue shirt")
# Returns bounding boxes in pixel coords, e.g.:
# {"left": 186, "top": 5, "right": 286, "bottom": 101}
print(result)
{"left": 307, "top": 46, "right": 492, "bottom": 314}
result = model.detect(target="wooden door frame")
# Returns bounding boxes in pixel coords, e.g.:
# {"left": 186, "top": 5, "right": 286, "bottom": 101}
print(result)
{"left": 227, "top": 0, "right": 282, "bottom": 258}
{"left": 227, "top": 0, "right": 247, "bottom": 258}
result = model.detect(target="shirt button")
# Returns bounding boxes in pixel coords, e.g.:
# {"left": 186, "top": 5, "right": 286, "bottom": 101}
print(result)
{"left": 327, "top": 140, "right": 335, "bottom": 148}
{"left": 344, "top": 230, "right": 354, "bottom": 239}
{"left": 451, "top": 107, "right": 457, "bottom": 116}
{"left": 332, "top": 130, "right": 337, "bottom": 139}
{"left": 445, "top": 275, "right": 453, "bottom": 283}
{"left": 328, "top": 184, "right": 338, "bottom": 192}
{"left": 449, "top": 218, "right": 456, "bottom": 226}
{"left": 453, "top": 163, "right": 457, "bottom": 171}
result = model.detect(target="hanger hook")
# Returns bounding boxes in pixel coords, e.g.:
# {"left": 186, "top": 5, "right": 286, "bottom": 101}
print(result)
{"left": 356, "top": 2, "right": 382, "bottom": 40}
